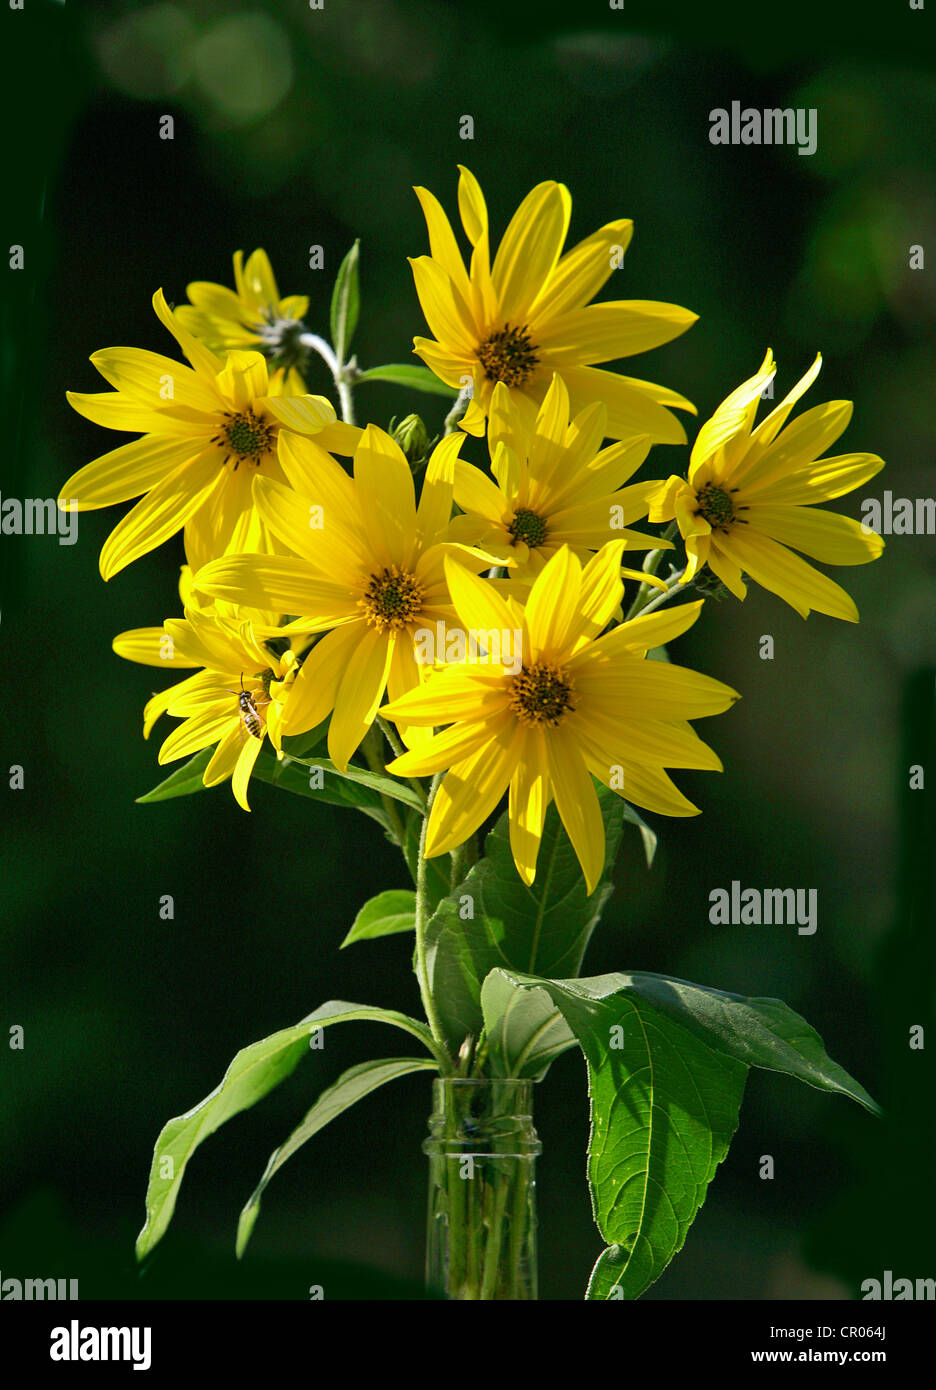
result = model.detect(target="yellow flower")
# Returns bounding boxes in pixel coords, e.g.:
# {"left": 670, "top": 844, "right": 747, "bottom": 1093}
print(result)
{"left": 648, "top": 351, "right": 886, "bottom": 621}
{"left": 448, "top": 373, "right": 670, "bottom": 583}
{"left": 113, "top": 600, "right": 298, "bottom": 811}
{"left": 175, "top": 248, "right": 309, "bottom": 366}
{"left": 380, "top": 543, "right": 739, "bottom": 894}
{"left": 409, "top": 165, "right": 697, "bottom": 443}
{"left": 191, "top": 425, "right": 497, "bottom": 771}
{"left": 61, "top": 290, "right": 360, "bottom": 579}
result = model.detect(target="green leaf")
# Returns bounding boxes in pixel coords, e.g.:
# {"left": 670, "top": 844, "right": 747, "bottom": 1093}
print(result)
{"left": 329, "top": 239, "right": 360, "bottom": 365}
{"left": 486, "top": 969, "right": 745, "bottom": 1300}
{"left": 419, "top": 783, "right": 625, "bottom": 1055}
{"left": 280, "top": 721, "right": 328, "bottom": 759}
{"left": 250, "top": 751, "right": 423, "bottom": 834}
{"left": 484, "top": 969, "right": 878, "bottom": 1300}
{"left": 274, "top": 751, "right": 423, "bottom": 812}
{"left": 135, "top": 748, "right": 213, "bottom": 803}
{"left": 356, "top": 364, "right": 458, "bottom": 397}
{"left": 340, "top": 890, "right": 416, "bottom": 948}
{"left": 602, "top": 971, "right": 881, "bottom": 1115}
{"left": 479, "top": 971, "right": 575, "bottom": 1079}
{"left": 136, "top": 1000, "right": 442, "bottom": 1260}
{"left": 423, "top": 897, "right": 507, "bottom": 1055}
{"left": 236, "top": 1057, "right": 437, "bottom": 1258}
{"left": 621, "top": 801, "right": 658, "bottom": 868}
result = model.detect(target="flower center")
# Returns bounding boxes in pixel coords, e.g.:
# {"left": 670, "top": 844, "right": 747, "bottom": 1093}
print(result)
{"left": 359, "top": 565, "right": 424, "bottom": 633}
{"left": 509, "top": 662, "right": 576, "bottom": 727}
{"left": 476, "top": 323, "right": 539, "bottom": 388}
{"left": 508, "top": 508, "right": 549, "bottom": 549}
{"left": 696, "top": 482, "right": 736, "bottom": 530}
{"left": 215, "top": 409, "right": 276, "bottom": 469}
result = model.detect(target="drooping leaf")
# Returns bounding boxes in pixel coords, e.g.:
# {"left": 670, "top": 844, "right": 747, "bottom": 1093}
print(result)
{"left": 356, "top": 364, "right": 459, "bottom": 397}
{"left": 340, "top": 890, "right": 416, "bottom": 948}
{"left": 136, "top": 1000, "right": 442, "bottom": 1260}
{"left": 329, "top": 239, "right": 360, "bottom": 365}
{"left": 484, "top": 969, "right": 878, "bottom": 1300}
{"left": 236, "top": 1057, "right": 437, "bottom": 1257}
{"left": 135, "top": 748, "right": 213, "bottom": 803}
{"left": 597, "top": 971, "right": 880, "bottom": 1115}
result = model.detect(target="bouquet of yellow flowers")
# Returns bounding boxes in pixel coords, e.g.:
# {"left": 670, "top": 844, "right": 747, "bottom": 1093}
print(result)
{"left": 61, "top": 169, "right": 883, "bottom": 1300}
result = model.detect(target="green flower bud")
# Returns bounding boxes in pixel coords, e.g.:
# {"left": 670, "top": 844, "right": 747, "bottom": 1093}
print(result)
{"left": 390, "top": 413, "right": 431, "bottom": 469}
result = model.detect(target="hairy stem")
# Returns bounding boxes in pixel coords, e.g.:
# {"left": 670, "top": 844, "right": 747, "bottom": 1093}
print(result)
{"left": 444, "top": 384, "right": 473, "bottom": 435}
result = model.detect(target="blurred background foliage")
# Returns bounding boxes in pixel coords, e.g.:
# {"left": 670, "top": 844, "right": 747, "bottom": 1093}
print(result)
{"left": 1, "top": 0, "right": 934, "bottom": 1299}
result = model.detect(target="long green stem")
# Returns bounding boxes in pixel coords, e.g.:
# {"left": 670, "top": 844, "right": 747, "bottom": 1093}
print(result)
{"left": 444, "top": 384, "right": 472, "bottom": 435}
{"left": 335, "top": 371, "right": 356, "bottom": 427}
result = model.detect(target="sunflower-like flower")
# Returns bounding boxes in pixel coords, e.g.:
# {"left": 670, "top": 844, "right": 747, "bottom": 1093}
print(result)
{"left": 113, "top": 599, "right": 298, "bottom": 811}
{"left": 191, "top": 425, "right": 498, "bottom": 771}
{"left": 448, "top": 373, "right": 669, "bottom": 584}
{"left": 648, "top": 351, "right": 886, "bottom": 621}
{"left": 409, "top": 165, "right": 698, "bottom": 443}
{"left": 176, "top": 248, "right": 309, "bottom": 387}
{"left": 380, "top": 543, "right": 739, "bottom": 893}
{"left": 61, "top": 290, "right": 361, "bottom": 579}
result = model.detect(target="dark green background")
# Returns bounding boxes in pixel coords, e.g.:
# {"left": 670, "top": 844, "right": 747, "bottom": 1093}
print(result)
{"left": 2, "top": 0, "right": 934, "bottom": 1300}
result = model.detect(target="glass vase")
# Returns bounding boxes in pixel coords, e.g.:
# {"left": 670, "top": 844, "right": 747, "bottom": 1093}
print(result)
{"left": 423, "top": 1077, "right": 541, "bottom": 1300}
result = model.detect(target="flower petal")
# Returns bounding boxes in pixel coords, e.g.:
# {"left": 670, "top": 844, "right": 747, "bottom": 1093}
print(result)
{"left": 720, "top": 528, "right": 860, "bottom": 621}
{"left": 525, "top": 545, "right": 583, "bottom": 661}
{"left": 354, "top": 425, "right": 418, "bottom": 570}
{"left": 231, "top": 730, "right": 264, "bottom": 811}
{"left": 559, "top": 366, "right": 691, "bottom": 445}
{"left": 282, "top": 623, "right": 364, "bottom": 734}
{"left": 264, "top": 394, "right": 337, "bottom": 433}
{"left": 536, "top": 301, "right": 698, "bottom": 363}
{"left": 543, "top": 728, "right": 605, "bottom": 894}
{"left": 60, "top": 434, "right": 210, "bottom": 511}
{"left": 424, "top": 716, "right": 520, "bottom": 857}
{"left": 99, "top": 449, "right": 224, "bottom": 580}
{"left": 152, "top": 288, "right": 224, "bottom": 380}
{"left": 529, "top": 219, "right": 633, "bottom": 323}
{"left": 745, "top": 505, "right": 884, "bottom": 566}
{"left": 327, "top": 626, "right": 395, "bottom": 770}
{"left": 195, "top": 553, "right": 360, "bottom": 625}
{"left": 492, "top": 181, "right": 571, "bottom": 325}
{"left": 508, "top": 728, "right": 549, "bottom": 886}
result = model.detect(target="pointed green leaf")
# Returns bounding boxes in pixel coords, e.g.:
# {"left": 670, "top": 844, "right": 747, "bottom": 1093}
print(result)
{"left": 136, "top": 1000, "right": 442, "bottom": 1260}
{"left": 356, "top": 364, "right": 459, "bottom": 397}
{"left": 485, "top": 969, "right": 877, "bottom": 1300}
{"left": 135, "top": 748, "right": 213, "bottom": 803}
{"left": 329, "top": 239, "right": 360, "bottom": 365}
{"left": 340, "top": 890, "right": 416, "bottom": 947}
{"left": 600, "top": 971, "right": 881, "bottom": 1115}
{"left": 418, "top": 783, "right": 625, "bottom": 1055}
{"left": 267, "top": 751, "right": 423, "bottom": 812}
{"left": 236, "top": 1057, "right": 437, "bottom": 1257}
